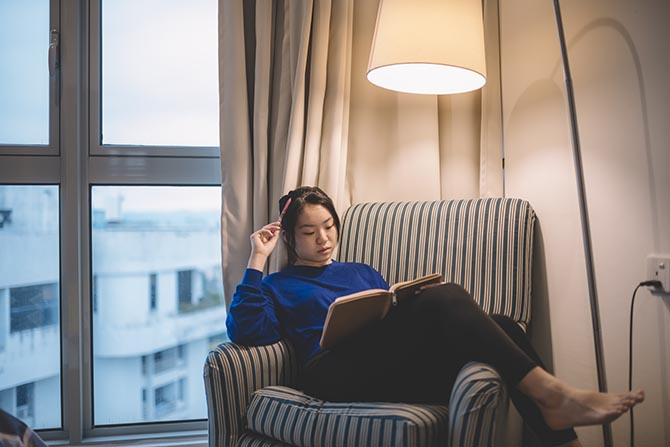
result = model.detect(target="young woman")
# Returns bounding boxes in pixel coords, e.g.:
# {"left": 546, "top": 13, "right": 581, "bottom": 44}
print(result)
{"left": 227, "top": 186, "right": 644, "bottom": 447}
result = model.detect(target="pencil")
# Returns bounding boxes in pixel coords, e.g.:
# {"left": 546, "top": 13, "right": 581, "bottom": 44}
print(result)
{"left": 278, "top": 197, "right": 292, "bottom": 222}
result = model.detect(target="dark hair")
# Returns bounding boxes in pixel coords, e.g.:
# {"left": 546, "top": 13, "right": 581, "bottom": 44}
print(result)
{"left": 279, "top": 186, "right": 341, "bottom": 265}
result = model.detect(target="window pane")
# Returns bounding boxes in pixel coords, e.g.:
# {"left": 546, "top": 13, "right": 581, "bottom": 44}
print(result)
{"left": 91, "top": 186, "right": 227, "bottom": 425}
{"left": 0, "top": 185, "right": 61, "bottom": 429}
{"left": 0, "top": 0, "right": 50, "bottom": 146}
{"left": 101, "top": 0, "right": 219, "bottom": 147}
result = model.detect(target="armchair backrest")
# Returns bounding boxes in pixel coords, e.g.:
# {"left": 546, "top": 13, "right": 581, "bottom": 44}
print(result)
{"left": 337, "top": 198, "right": 536, "bottom": 328}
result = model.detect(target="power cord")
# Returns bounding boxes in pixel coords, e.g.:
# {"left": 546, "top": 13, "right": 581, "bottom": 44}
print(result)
{"left": 629, "top": 280, "right": 661, "bottom": 447}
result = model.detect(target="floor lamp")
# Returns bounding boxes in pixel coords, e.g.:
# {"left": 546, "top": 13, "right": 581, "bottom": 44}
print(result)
{"left": 551, "top": 0, "right": 612, "bottom": 444}
{"left": 367, "top": 0, "right": 611, "bottom": 444}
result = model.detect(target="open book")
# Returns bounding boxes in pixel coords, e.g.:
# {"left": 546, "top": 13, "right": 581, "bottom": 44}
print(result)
{"left": 319, "top": 273, "right": 443, "bottom": 349}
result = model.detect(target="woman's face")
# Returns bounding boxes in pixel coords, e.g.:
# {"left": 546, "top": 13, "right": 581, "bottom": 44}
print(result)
{"left": 291, "top": 204, "right": 338, "bottom": 267}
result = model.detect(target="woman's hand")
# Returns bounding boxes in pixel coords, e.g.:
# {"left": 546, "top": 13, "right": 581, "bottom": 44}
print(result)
{"left": 247, "top": 221, "right": 282, "bottom": 271}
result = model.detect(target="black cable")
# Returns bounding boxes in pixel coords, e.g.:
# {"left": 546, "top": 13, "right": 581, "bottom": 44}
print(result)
{"left": 629, "top": 280, "right": 661, "bottom": 447}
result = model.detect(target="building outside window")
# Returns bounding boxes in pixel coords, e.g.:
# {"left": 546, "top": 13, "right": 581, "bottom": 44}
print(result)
{"left": 0, "top": 186, "right": 61, "bottom": 430}
{"left": 154, "top": 379, "right": 185, "bottom": 419}
{"left": 16, "top": 383, "right": 35, "bottom": 423}
{"left": 91, "top": 186, "right": 225, "bottom": 424}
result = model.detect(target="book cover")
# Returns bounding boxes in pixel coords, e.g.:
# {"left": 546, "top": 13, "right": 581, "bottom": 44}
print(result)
{"left": 319, "top": 273, "right": 442, "bottom": 349}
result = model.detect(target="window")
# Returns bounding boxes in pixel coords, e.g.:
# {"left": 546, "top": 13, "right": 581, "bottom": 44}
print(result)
{"left": 87, "top": 0, "right": 222, "bottom": 432}
{"left": 154, "top": 380, "right": 185, "bottom": 419}
{"left": 0, "top": 185, "right": 60, "bottom": 430}
{"left": 153, "top": 345, "right": 185, "bottom": 374}
{"left": 142, "top": 345, "right": 187, "bottom": 377}
{"left": 16, "top": 383, "right": 35, "bottom": 422}
{"left": 91, "top": 186, "right": 224, "bottom": 425}
{"left": 149, "top": 273, "right": 157, "bottom": 311}
{"left": 1, "top": 0, "right": 224, "bottom": 442}
{"left": 142, "top": 388, "right": 148, "bottom": 419}
{"left": 0, "top": 0, "right": 58, "bottom": 152}
{"left": 92, "top": 0, "right": 219, "bottom": 154}
{"left": 10, "top": 283, "right": 59, "bottom": 333}
{"left": 92, "top": 275, "right": 98, "bottom": 313}
{"left": 177, "top": 270, "right": 194, "bottom": 309}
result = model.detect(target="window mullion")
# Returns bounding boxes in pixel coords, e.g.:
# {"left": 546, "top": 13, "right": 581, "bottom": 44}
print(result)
{"left": 58, "top": 0, "right": 86, "bottom": 443}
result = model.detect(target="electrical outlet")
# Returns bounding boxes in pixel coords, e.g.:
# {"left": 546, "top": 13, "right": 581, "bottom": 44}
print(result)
{"left": 646, "top": 255, "right": 670, "bottom": 294}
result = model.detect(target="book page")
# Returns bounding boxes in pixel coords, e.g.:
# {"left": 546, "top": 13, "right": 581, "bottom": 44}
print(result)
{"left": 391, "top": 273, "right": 443, "bottom": 304}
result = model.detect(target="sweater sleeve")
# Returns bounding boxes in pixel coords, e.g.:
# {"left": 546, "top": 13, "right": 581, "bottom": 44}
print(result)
{"left": 226, "top": 268, "right": 282, "bottom": 346}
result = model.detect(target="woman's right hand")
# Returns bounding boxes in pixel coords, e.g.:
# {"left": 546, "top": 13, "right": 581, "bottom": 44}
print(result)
{"left": 247, "top": 221, "right": 282, "bottom": 270}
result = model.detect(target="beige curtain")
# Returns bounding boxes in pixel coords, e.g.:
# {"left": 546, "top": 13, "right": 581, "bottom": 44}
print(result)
{"left": 479, "top": 0, "right": 505, "bottom": 198}
{"left": 218, "top": 0, "right": 503, "bottom": 300}
{"left": 218, "top": 0, "right": 354, "bottom": 302}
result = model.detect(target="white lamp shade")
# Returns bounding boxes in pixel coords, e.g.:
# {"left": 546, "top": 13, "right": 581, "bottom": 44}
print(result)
{"left": 367, "top": 0, "right": 487, "bottom": 95}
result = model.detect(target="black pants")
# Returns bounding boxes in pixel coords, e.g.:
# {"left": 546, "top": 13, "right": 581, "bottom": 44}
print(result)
{"left": 301, "top": 283, "right": 577, "bottom": 446}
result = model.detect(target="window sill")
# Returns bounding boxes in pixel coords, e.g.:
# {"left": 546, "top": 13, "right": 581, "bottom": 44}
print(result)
{"left": 46, "top": 431, "right": 207, "bottom": 447}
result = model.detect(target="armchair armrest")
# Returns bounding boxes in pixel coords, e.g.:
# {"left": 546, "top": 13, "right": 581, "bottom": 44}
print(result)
{"left": 204, "top": 340, "right": 299, "bottom": 447}
{"left": 448, "top": 362, "right": 508, "bottom": 447}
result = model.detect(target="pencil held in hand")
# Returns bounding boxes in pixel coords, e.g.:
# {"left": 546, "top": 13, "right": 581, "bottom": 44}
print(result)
{"left": 279, "top": 197, "right": 292, "bottom": 222}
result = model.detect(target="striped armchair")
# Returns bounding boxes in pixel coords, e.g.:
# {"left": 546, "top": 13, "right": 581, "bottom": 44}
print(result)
{"left": 205, "top": 198, "right": 536, "bottom": 447}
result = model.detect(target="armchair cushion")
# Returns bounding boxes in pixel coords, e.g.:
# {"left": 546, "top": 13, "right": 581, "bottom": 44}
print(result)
{"left": 246, "top": 386, "right": 450, "bottom": 447}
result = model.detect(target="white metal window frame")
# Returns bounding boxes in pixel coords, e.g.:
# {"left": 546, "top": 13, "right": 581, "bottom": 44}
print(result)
{"left": 0, "top": 0, "right": 218, "bottom": 444}
{"left": 0, "top": 3, "right": 61, "bottom": 156}
{"left": 87, "top": 1, "right": 220, "bottom": 159}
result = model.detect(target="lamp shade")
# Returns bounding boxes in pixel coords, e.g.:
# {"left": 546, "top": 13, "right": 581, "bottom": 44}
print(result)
{"left": 367, "top": 0, "right": 487, "bottom": 95}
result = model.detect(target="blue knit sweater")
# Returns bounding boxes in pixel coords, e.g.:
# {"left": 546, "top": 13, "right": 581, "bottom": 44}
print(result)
{"left": 226, "top": 261, "right": 389, "bottom": 364}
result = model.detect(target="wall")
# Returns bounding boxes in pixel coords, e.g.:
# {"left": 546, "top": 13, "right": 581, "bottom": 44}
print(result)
{"left": 500, "top": 1, "right": 670, "bottom": 446}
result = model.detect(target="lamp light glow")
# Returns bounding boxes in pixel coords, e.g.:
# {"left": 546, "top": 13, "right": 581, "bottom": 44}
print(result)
{"left": 367, "top": 0, "right": 487, "bottom": 95}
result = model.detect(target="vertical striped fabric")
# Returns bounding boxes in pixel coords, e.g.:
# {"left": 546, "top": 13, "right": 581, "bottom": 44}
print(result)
{"left": 338, "top": 198, "right": 536, "bottom": 328}
{"left": 238, "top": 431, "right": 294, "bottom": 447}
{"left": 245, "top": 386, "right": 450, "bottom": 447}
{"left": 204, "top": 340, "right": 299, "bottom": 447}
{"left": 204, "top": 198, "right": 536, "bottom": 446}
{"left": 447, "top": 362, "right": 508, "bottom": 447}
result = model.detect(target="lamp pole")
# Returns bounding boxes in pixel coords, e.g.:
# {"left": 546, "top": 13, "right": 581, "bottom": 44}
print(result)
{"left": 551, "top": 1, "right": 612, "bottom": 445}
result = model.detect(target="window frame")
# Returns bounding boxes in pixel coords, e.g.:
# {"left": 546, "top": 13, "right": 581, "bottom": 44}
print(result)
{"left": 87, "top": 0, "right": 220, "bottom": 158}
{"left": 86, "top": 183, "right": 221, "bottom": 433}
{"left": 0, "top": 0, "right": 220, "bottom": 443}
{"left": 0, "top": 1, "right": 61, "bottom": 156}
{"left": 0, "top": 182, "right": 63, "bottom": 436}
{"left": 83, "top": 0, "right": 219, "bottom": 437}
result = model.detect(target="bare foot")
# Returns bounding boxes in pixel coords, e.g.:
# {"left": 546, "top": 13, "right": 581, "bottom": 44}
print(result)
{"left": 519, "top": 367, "right": 645, "bottom": 431}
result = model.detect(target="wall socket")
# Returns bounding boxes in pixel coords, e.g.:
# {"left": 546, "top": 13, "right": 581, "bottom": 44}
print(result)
{"left": 646, "top": 255, "right": 670, "bottom": 294}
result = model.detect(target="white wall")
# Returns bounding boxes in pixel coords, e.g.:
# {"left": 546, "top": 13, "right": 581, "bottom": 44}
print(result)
{"left": 500, "top": 1, "right": 670, "bottom": 446}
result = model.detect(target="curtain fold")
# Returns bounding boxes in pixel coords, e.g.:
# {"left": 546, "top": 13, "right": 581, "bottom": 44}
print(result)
{"left": 219, "top": 0, "right": 354, "bottom": 302}
{"left": 219, "top": 0, "right": 503, "bottom": 301}
{"left": 479, "top": 0, "right": 505, "bottom": 198}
